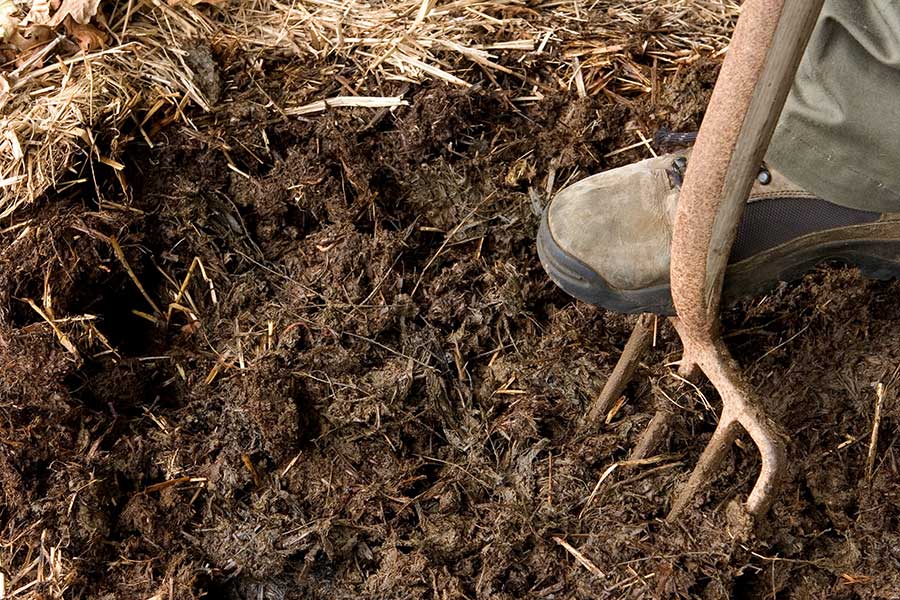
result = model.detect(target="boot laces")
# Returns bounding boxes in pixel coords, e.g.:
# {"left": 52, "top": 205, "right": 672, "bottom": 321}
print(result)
{"left": 657, "top": 127, "right": 771, "bottom": 189}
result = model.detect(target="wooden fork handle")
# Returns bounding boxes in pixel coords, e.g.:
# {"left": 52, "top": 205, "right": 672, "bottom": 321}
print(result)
{"left": 670, "top": 0, "right": 824, "bottom": 339}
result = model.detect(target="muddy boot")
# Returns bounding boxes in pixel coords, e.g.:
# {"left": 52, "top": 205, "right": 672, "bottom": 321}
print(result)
{"left": 537, "top": 151, "right": 900, "bottom": 314}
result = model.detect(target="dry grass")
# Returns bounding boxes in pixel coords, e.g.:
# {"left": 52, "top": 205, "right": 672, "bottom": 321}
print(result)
{"left": 2, "top": 0, "right": 738, "bottom": 221}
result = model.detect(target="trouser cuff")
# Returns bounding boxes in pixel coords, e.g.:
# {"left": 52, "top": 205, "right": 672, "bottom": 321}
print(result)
{"left": 767, "top": 122, "right": 900, "bottom": 214}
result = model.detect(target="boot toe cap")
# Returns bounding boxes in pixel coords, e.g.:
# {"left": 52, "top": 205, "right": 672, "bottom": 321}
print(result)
{"left": 538, "top": 156, "right": 679, "bottom": 314}
{"left": 543, "top": 158, "right": 675, "bottom": 284}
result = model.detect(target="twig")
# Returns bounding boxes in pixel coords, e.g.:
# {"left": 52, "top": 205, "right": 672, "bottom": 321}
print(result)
{"left": 22, "top": 298, "right": 81, "bottom": 360}
{"left": 553, "top": 537, "right": 605, "bottom": 579}
{"left": 866, "top": 383, "right": 886, "bottom": 482}
{"left": 866, "top": 364, "right": 899, "bottom": 481}
{"left": 101, "top": 234, "right": 161, "bottom": 317}
{"left": 285, "top": 95, "right": 408, "bottom": 116}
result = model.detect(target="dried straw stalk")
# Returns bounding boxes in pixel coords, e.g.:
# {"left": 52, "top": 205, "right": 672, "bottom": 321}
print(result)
{"left": 2, "top": 0, "right": 739, "bottom": 218}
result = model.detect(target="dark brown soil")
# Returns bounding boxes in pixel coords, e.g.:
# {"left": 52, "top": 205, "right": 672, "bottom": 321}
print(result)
{"left": 3, "top": 50, "right": 900, "bottom": 600}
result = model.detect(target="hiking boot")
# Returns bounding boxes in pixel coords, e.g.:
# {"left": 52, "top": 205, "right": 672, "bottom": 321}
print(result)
{"left": 537, "top": 151, "right": 900, "bottom": 314}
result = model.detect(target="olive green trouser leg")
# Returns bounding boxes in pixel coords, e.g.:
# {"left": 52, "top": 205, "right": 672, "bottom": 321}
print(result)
{"left": 767, "top": 0, "right": 900, "bottom": 213}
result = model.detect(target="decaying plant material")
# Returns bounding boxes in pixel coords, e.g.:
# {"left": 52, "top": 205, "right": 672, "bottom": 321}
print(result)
{"left": 4, "top": 1, "right": 900, "bottom": 599}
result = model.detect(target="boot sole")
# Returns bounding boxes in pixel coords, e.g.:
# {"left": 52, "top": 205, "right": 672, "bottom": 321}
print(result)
{"left": 537, "top": 208, "right": 900, "bottom": 315}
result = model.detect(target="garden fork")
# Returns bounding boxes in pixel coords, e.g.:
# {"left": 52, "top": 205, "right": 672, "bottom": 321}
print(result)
{"left": 588, "top": 0, "right": 825, "bottom": 520}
